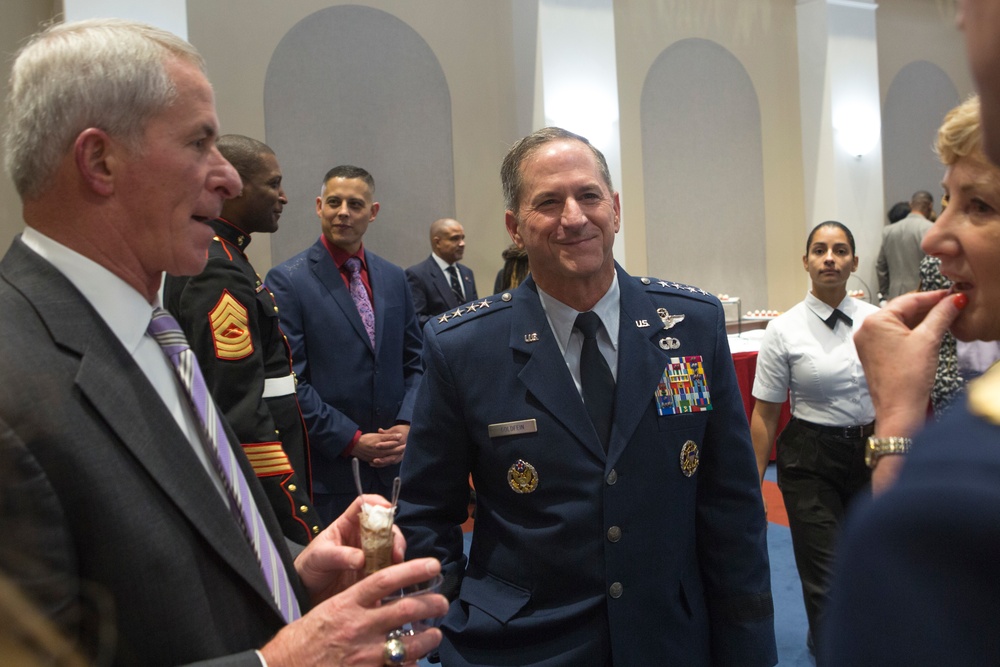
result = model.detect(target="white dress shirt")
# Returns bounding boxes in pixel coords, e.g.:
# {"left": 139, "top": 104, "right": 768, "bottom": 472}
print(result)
{"left": 537, "top": 272, "right": 620, "bottom": 396}
{"left": 752, "top": 291, "right": 879, "bottom": 427}
{"left": 432, "top": 252, "right": 465, "bottom": 300}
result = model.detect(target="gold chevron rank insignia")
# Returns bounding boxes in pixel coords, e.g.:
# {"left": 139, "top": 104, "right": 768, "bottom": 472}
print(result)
{"left": 241, "top": 442, "right": 294, "bottom": 477}
{"left": 210, "top": 290, "right": 253, "bottom": 360}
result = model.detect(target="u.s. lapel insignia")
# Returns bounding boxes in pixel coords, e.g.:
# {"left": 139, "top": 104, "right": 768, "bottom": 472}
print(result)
{"left": 524, "top": 332, "right": 539, "bottom": 343}
{"left": 657, "top": 308, "right": 685, "bottom": 330}
{"left": 507, "top": 459, "right": 539, "bottom": 494}
{"left": 635, "top": 319, "right": 650, "bottom": 328}
{"left": 679, "top": 440, "right": 699, "bottom": 477}
{"left": 211, "top": 290, "right": 253, "bottom": 360}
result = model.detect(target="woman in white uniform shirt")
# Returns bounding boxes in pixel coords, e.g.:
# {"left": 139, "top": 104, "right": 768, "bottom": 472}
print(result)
{"left": 750, "top": 221, "right": 880, "bottom": 657}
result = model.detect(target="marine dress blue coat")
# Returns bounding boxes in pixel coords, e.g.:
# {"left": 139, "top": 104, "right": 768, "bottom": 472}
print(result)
{"left": 397, "top": 265, "right": 776, "bottom": 666}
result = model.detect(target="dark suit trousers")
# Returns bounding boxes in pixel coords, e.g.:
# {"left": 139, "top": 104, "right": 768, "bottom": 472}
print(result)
{"left": 776, "top": 418, "right": 871, "bottom": 657}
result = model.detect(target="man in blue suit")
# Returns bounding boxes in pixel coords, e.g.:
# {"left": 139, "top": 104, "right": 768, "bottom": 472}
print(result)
{"left": 266, "top": 166, "right": 423, "bottom": 524}
{"left": 406, "top": 218, "right": 478, "bottom": 326}
{"left": 397, "top": 127, "right": 776, "bottom": 666}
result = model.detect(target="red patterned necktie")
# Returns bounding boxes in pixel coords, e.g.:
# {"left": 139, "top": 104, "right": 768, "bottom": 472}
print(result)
{"left": 345, "top": 257, "right": 376, "bottom": 347}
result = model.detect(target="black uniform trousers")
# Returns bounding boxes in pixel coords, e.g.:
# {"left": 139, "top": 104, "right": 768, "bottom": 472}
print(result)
{"left": 776, "top": 417, "right": 872, "bottom": 659}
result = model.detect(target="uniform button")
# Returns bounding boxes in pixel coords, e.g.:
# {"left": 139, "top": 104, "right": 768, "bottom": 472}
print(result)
{"left": 288, "top": 484, "right": 297, "bottom": 492}
{"left": 273, "top": 306, "right": 279, "bottom": 312}
{"left": 299, "top": 505, "right": 309, "bottom": 513}
{"left": 312, "top": 525, "right": 321, "bottom": 535}
{"left": 609, "top": 582, "right": 623, "bottom": 598}
{"left": 607, "top": 526, "right": 622, "bottom": 542}
{"left": 606, "top": 469, "right": 618, "bottom": 485}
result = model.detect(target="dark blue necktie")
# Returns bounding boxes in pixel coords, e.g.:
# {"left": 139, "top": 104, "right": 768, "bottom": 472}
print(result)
{"left": 447, "top": 265, "right": 464, "bottom": 304}
{"left": 575, "top": 311, "right": 615, "bottom": 452}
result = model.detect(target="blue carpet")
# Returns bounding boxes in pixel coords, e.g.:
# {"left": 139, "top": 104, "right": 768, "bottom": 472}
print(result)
{"left": 420, "top": 463, "right": 812, "bottom": 666}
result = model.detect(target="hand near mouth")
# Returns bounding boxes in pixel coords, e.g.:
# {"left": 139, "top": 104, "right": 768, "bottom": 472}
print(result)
{"left": 854, "top": 289, "right": 967, "bottom": 491}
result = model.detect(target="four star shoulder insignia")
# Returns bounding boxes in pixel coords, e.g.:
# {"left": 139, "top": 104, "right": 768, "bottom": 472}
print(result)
{"left": 434, "top": 297, "right": 498, "bottom": 326}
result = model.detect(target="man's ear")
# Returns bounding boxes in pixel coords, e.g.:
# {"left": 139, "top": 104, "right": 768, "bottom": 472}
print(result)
{"left": 505, "top": 210, "right": 524, "bottom": 247}
{"left": 369, "top": 201, "right": 380, "bottom": 221}
{"left": 74, "top": 128, "right": 117, "bottom": 197}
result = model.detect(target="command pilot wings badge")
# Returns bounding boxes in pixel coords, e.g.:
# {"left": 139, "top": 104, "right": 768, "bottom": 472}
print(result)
{"left": 656, "top": 308, "right": 685, "bottom": 330}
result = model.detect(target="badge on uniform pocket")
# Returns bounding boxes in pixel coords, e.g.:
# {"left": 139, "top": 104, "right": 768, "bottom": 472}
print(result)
{"left": 656, "top": 356, "right": 713, "bottom": 415}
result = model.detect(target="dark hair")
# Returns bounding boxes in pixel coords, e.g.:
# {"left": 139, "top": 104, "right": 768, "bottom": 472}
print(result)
{"left": 910, "top": 190, "right": 934, "bottom": 216}
{"left": 887, "top": 201, "right": 911, "bottom": 224}
{"left": 497, "top": 243, "right": 529, "bottom": 291}
{"left": 500, "top": 127, "right": 613, "bottom": 212}
{"left": 217, "top": 134, "right": 273, "bottom": 182}
{"left": 322, "top": 165, "right": 375, "bottom": 196}
{"left": 806, "top": 220, "right": 856, "bottom": 255}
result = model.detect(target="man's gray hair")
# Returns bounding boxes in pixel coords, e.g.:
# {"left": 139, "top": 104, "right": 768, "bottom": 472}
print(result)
{"left": 500, "top": 127, "right": 613, "bottom": 213}
{"left": 4, "top": 18, "right": 206, "bottom": 199}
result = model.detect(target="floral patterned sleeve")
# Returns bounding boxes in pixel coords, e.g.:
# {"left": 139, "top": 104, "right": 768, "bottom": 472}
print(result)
{"left": 920, "top": 256, "right": 961, "bottom": 416}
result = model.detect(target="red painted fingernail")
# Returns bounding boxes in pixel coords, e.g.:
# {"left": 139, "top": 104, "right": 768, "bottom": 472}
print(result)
{"left": 953, "top": 293, "right": 968, "bottom": 309}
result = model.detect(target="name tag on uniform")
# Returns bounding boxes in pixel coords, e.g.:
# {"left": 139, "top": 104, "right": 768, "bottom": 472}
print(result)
{"left": 488, "top": 419, "right": 538, "bottom": 438}
{"left": 656, "top": 356, "right": 713, "bottom": 415}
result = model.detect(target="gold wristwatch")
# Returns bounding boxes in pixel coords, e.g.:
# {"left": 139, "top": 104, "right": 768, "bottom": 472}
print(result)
{"left": 865, "top": 436, "right": 912, "bottom": 468}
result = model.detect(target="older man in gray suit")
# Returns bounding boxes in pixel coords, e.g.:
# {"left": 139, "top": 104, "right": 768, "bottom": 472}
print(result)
{"left": 0, "top": 18, "right": 444, "bottom": 666}
{"left": 875, "top": 190, "right": 935, "bottom": 301}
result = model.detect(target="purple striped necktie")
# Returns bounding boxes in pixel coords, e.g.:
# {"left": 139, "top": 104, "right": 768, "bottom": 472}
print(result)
{"left": 147, "top": 307, "right": 301, "bottom": 623}
{"left": 345, "top": 256, "right": 376, "bottom": 347}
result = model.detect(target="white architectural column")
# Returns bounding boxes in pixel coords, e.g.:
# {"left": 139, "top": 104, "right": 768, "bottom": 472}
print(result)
{"left": 537, "top": 0, "right": 629, "bottom": 268}
{"left": 63, "top": 0, "right": 187, "bottom": 38}
{"left": 797, "top": 0, "right": 884, "bottom": 297}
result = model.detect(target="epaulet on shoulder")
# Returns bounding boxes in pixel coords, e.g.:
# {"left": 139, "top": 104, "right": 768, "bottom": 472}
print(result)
{"left": 636, "top": 276, "right": 719, "bottom": 304}
{"left": 432, "top": 293, "right": 513, "bottom": 332}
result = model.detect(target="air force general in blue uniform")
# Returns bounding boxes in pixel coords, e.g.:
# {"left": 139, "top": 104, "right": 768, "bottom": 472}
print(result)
{"left": 397, "top": 128, "right": 775, "bottom": 667}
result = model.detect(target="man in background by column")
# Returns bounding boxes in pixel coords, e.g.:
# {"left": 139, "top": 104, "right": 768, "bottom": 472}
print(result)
{"left": 875, "top": 190, "right": 935, "bottom": 301}
{"left": 406, "top": 217, "right": 478, "bottom": 326}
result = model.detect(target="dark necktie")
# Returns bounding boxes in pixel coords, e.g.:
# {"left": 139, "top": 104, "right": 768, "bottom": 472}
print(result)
{"left": 147, "top": 308, "right": 300, "bottom": 622}
{"left": 575, "top": 311, "right": 615, "bottom": 452}
{"left": 446, "top": 265, "right": 464, "bottom": 304}
{"left": 824, "top": 308, "right": 853, "bottom": 330}
{"left": 345, "top": 257, "right": 376, "bottom": 347}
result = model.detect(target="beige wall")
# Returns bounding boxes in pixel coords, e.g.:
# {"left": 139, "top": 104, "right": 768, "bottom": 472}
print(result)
{"left": 615, "top": 0, "right": 807, "bottom": 310}
{"left": 188, "top": 0, "right": 520, "bottom": 285}
{"left": 0, "top": 0, "right": 978, "bottom": 309}
{"left": 877, "top": 0, "right": 974, "bottom": 103}
{"left": 0, "top": 1, "right": 59, "bottom": 251}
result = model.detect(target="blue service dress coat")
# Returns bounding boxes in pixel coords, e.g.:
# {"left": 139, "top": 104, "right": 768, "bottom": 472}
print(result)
{"left": 0, "top": 237, "right": 306, "bottom": 665}
{"left": 265, "top": 239, "right": 423, "bottom": 507}
{"left": 397, "top": 266, "right": 776, "bottom": 667}
{"left": 405, "top": 255, "right": 478, "bottom": 326}
{"left": 822, "top": 368, "right": 1000, "bottom": 666}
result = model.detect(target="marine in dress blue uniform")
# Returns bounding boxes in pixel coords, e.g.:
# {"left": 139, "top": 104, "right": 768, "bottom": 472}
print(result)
{"left": 165, "top": 218, "right": 321, "bottom": 544}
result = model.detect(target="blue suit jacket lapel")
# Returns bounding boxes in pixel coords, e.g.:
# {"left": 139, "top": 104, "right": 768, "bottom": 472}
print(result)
{"left": 309, "top": 241, "right": 373, "bottom": 352}
{"left": 431, "top": 259, "right": 458, "bottom": 309}
{"left": 508, "top": 279, "right": 605, "bottom": 460}
{"left": 610, "top": 265, "right": 673, "bottom": 463}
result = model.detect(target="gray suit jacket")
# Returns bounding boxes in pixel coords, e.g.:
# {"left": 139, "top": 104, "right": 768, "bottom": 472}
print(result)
{"left": 0, "top": 237, "right": 306, "bottom": 666}
{"left": 876, "top": 213, "right": 933, "bottom": 299}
